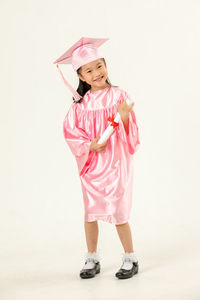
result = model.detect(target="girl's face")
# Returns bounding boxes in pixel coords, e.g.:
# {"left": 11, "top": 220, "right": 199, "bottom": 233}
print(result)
{"left": 78, "top": 58, "right": 109, "bottom": 91}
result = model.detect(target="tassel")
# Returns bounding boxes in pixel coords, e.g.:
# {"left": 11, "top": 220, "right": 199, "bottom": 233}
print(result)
{"left": 56, "top": 64, "right": 82, "bottom": 101}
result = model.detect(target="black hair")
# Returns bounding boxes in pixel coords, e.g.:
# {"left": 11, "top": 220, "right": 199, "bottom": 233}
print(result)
{"left": 72, "top": 58, "right": 118, "bottom": 103}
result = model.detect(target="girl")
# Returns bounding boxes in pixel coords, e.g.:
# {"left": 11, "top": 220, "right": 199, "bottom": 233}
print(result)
{"left": 54, "top": 37, "right": 140, "bottom": 279}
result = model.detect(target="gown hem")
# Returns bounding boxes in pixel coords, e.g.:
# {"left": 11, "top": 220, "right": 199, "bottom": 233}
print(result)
{"left": 84, "top": 214, "right": 130, "bottom": 225}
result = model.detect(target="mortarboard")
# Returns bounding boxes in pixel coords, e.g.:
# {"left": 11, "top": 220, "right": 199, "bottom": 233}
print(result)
{"left": 53, "top": 37, "right": 109, "bottom": 101}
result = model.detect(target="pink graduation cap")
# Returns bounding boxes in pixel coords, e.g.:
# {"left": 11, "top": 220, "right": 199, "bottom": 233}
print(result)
{"left": 53, "top": 37, "right": 109, "bottom": 101}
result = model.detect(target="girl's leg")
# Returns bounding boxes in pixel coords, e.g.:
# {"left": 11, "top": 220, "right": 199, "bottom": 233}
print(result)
{"left": 84, "top": 221, "right": 99, "bottom": 252}
{"left": 115, "top": 222, "right": 134, "bottom": 252}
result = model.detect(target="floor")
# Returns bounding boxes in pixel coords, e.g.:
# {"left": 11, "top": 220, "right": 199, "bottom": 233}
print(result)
{"left": 1, "top": 224, "right": 200, "bottom": 300}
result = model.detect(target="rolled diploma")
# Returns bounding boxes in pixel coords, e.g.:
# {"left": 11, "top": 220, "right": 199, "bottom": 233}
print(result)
{"left": 97, "top": 97, "right": 134, "bottom": 144}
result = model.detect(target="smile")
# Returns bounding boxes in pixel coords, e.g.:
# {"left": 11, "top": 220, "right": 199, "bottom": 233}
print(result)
{"left": 94, "top": 76, "right": 104, "bottom": 82}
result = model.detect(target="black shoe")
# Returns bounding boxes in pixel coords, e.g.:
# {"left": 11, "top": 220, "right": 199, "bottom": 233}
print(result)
{"left": 115, "top": 261, "right": 139, "bottom": 279}
{"left": 80, "top": 259, "right": 101, "bottom": 279}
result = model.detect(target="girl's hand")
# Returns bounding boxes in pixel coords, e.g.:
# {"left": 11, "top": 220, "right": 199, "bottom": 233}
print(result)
{"left": 89, "top": 136, "right": 108, "bottom": 152}
{"left": 117, "top": 100, "right": 134, "bottom": 121}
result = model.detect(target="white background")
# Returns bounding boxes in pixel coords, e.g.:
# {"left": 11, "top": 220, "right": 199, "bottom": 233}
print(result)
{"left": 1, "top": 0, "right": 200, "bottom": 299}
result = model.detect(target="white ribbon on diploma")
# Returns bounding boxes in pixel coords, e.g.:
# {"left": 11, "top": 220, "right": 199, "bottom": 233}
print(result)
{"left": 97, "top": 97, "right": 134, "bottom": 144}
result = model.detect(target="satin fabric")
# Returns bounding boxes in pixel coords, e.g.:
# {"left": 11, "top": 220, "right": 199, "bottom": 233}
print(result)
{"left": 63, "top": 86, "right": 140, "bottom": 225}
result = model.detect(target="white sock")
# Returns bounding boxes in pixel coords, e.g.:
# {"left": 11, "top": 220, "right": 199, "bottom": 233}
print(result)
{"left": 121, "top": 252, "right": 138, "bottom": 270}
{"left": 83, "top": 252, "right": 100, "bottom": 269}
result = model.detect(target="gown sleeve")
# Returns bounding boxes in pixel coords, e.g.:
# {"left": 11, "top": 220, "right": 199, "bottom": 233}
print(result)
{"left": 63, "top": 103, "right": 94, "bottom": 176}
{"left": 116, "top": 91, "right": 140, "bottom": 155}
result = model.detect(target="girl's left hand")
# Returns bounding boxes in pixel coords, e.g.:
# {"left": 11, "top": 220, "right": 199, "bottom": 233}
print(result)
{"left": 117, "top": 100, "right": 134, "bottom": 120}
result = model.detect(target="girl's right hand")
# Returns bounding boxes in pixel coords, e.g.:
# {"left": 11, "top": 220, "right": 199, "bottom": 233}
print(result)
{"left": 89, "top": 136, "right": 108, "bottom": 152}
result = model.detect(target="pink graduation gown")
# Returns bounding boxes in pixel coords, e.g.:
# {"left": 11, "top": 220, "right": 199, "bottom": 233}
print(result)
{"left": 63, "top": 85, "right": 140, "bottom": 225}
